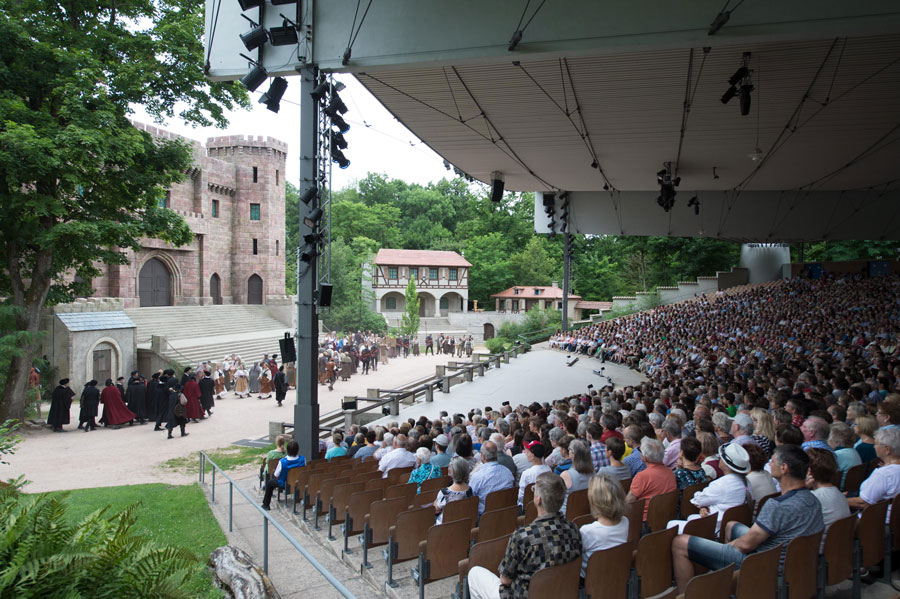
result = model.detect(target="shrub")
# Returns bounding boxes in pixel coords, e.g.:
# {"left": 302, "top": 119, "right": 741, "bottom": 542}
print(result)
{"left": 484, "top": 337, "right": 509, "bottom": 354}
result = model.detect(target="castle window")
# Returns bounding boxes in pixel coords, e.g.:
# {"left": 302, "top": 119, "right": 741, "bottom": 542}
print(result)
{"left": 513, "top": 288, "right": 520, "bottom": 295}
{"left": 253, "top": 239, "right": 258, "bottom": 255}
{"left": 158, "top": 190, "right": 170, "bottom": 209}
{"left": 385, "top": 297, "right": 397, "bottom": 310}
{"left": 276, "top": 240, "right": 279, "bottom": 256}
{"left": 440, "top": 297, "right": 449, "bottom": 310}
{"left": 250, "top": 203, "right": 260, "bottom": 221}
{"left": 449, "top": 268, "right": 458, "bottom": 281}
{"left": 252, "top": 166, "right": 258, "bottom": 183}
{"left": 212, "top": 199, "right": 219, "bottom": 218}
{"left": 275, "top": 170, "right": 279, "bottom": 185}
{"left": 409, "top": 267, "right": 418, "bottom": 280}
{"left": 534, "top": 288, "right": 541, "bottom": 295}
{"left": 429, "top": 268, "right": 438, "bottom": 280}
{"left": 388, "top": 267, "right": 398, "bottom": 280}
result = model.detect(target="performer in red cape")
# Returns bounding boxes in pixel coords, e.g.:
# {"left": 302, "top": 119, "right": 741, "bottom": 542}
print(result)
{"left": 183, "top": 374, "right": 204, "bottom": 421}
{"left": 99, "top": 379, "right": 135, "bottom": 428}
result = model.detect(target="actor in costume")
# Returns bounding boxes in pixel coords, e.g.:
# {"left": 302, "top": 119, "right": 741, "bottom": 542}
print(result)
{"left": 199, "top": 371, "right": 215, "bottom": 417}
{"left": 234, "top": 364, "right": 250, "bottom": 398}
{"left": 249, "top": 361, "right": 262, "bottom": 395}
{"left": 259, "top": 367, "right": 273, "bottom": 399}
{"left": 183, "top": 374, "right": 204, "bottom": 421}
{"left": 48, "top": 378, "right": 75, "bottom": 432}
{"left": 78, "top": 380, "right": 100, "bottom": 432}
{"left": 125, "top": 372, "right": 148, "bottom": 424}
{"left": 165, "top": 383, "right": 189, "bottom": 439}
{"left": 274, "top": 365, "right": 288, "bottom": 406}
{"left": 100, "top": 378, "right": 136, "bottom": 428}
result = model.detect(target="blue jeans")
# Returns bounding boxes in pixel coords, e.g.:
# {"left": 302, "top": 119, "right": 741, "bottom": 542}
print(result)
{"left": 687, "top": 523, "right": 751, "bottom": 570}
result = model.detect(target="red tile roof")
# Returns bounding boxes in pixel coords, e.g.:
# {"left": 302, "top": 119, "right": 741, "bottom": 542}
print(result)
{"left": 490, "top": 286, "right": 581, "bottom": 300}
{"left": 374, "top": 249, "right": 472, "bottom": 267}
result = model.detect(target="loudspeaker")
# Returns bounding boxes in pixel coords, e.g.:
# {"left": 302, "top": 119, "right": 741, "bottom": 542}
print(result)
{"left": 279, "top": 335, "right": 297, "bottom": 363}
{"left": 342, "top": 399, "right": 358, "bottom": 411}
{"left": 490, "top": 178, "right": 505, "bottom": 203}
{"left": 318, "top": 283, "right": 333, "bottom": 307}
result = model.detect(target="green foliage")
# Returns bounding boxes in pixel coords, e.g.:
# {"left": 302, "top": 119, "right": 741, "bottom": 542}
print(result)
{"left": 0, "top": 420, "right": 20, "bottom": 467}
{"left": 0, "top": 486, "right": 214, "bottom": 598}
{"left": 791, "top": 240, "right": 900, "bottom": 263}
{"left": 484, "top": 337, "right": 510, "bottom": 354}
{"left": 400, "top": 278, "right": 421, "bottom": 336}
{"left": 318, "top": 238, "right": 386, "bottom": 334}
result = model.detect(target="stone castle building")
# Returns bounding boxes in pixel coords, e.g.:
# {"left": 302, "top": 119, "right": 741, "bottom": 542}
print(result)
{"left": 83, "top": 122, "right": 288, "bottom": 308}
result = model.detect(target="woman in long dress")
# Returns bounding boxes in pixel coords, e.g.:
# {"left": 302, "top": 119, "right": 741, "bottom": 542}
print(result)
{"left": 259, "top": 368, "right": 273, "bottom": 399}
{"left": 234, "top": 365, "right": 249, "bottom": 398}
{"left": 214, "top": 368, "right": 226, "bottom": 398}
{"left": 248, "top": 362, "right": 262, "bottom": 395}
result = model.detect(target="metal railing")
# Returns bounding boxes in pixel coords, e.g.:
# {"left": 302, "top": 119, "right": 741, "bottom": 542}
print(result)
{"left": 198, "top": 451, "right": 356, "bottom": 598}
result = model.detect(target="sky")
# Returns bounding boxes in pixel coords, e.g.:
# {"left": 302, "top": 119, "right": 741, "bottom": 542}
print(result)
{"left": 130, "top": 74, "right": 454, "bottom": 192}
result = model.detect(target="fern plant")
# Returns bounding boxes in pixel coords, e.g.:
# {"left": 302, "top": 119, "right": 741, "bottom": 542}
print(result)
{"left": 0, "top": 487, "right": 199, "bottom": 598}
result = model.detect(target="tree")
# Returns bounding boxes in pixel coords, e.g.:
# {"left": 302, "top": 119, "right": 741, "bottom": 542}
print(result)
{"left": 400, "top": 279, "right": 420, "bottom": 336}
{"left": 508, "top": 236, "right": 558, "bottom": 286}
{"left": 0, "top": 0, "right": 248, "bottom": 421}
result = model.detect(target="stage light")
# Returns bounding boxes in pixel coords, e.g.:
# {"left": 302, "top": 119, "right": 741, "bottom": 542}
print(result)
{"left": 721, "top": 85, "right": 737, "bottom": 104}
{"left": 331, "top": 147, "right": 350, "bottom": 169}
{"left": 311, "top": 82, "right": 329, "bottom": 102}
{"left": 300, "top": 250, "right": 318, "bottom": 263}
{"left": 331, "top": 131, "right": 348, "bottom": 150}
{"left": 327, "top": 93, "right": 348, "bottom": 115}
{"left": 238, "top": 56, "right": 268, "bottom": 91}
{"left": 304, "top": 207, "right": 323, "bottom": 228}
{"left": 542, "top": 193, "right": 555, "bottom": 207}
{"left": 739, "top": 85, "right": 753, "bottom": 116}
{"left": 330, "top": 113, "right": 350, "bottom": 133}
{"left": 708, "top": 9, "right": 730, "bottom": 35}
{"left": 303, "top": 232, "right": 323, "bottom": 245}
{"left": 603, "top": 183, "right": 610, "bottom": 191}
{"left": 299, "top": 186, "right": 319, "bottom": 205}
{"left": 490, "top": 171, "right": 504, "bottom": 203}
{"left": 269, "top": 16, "right": 298, "bottom": 46}
{"left": 590, "top": 160, "right": 598, "bottom": 169}
{"left": 259, "top": 77, "right": 288, "bottom": 113}
{"left": 728, "top": 66, "right": 749, "bottom": 87}
{"left": 238, "top": 0, "right": 262, "bottom": 11}
{"left": 656, "top": 164, "right": 679, "bottom": 212}
{"left": 688, "top": 196, "right": 700, "bottom": 216}
{"left": 240, "top": 21, "right": 268, "bottom": 51}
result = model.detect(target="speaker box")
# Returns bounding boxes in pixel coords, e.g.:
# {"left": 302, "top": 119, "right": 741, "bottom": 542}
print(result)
{"left": 342, "top": 399, "right": 358, "bottom": 411}
{"left": 279, "top": 336, "right": 297, "bottom": 363}
{"left": 318, "top": 283, "right": 333, "bottom": 307}
{"left": 490, "top": 178, "right": 505, "bottom": 203}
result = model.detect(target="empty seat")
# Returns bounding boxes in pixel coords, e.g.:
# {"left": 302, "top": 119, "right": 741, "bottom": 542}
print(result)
{"left": 732, "top": 543, "right": 781, "bottom": 599}
{"left": 419, "top": 475, "right": 452, "bottom": 494}
{"left": 483, "top": 487, "right": 517, "bottom": 513}
{"left": 385, "top": 505, "right": 436, "bottom": 587}
{"left": 414, "top": 489, "right": 439, "bottom": 508}
{"left": 884, "top": 494, "right": 900, "bottom": 585}
{"left": 518, "top": 501, "right": 537, "bottom": 527}
{"left": 682, "top": 563, "right": 735, "bottom": 599}
{"left": 522, "top": 482, "right": 535, "bottom": 506}
{"left": 528, "top": 557, "right": 581, "bottom": 598}
{"left": 327, "top": 481, "right": 364, "bottom": 541}
{"left": 385, "top": 482, "right": 416, "bottom": 506}
{"left": 314, "top": 476, "right": 350, "bottom": 530}
{"left": 471, "top": 505, "right": 518, "bottom": 544}
{"left": 718, "top": 503, "right": 752, "bottom": 543}
{"left": 386, "top": 465, "right": 415, "bottom": 484}
{"left": 626, "top": 500, "right": 644, "bottom": 544}
{"left": 818, "top": 515, "right": 855, "bottom": 593}
{"left": 361, "top": 496, "right": 407, "bottom": 570}
{"left": 635, "top": 526, "right": 677, "bottom": 598}
{"left": 841, "top": 463, "right": 867, "bottom": 496}
{"left": 412, "top": 517, "right": 472, "bottom": 599}
{"left": 646, "top": 490, "right": 679, "bottom": 533}
{"left": 303, "top": 471, "right": 333, "bottom": 521}
{"left": 620, "top": 478, "right": 633, "bottom": 494}
{"left": 572, "top": 514, "right": 595, "bottom": 529}
{"left": 364, "top": 476, "right": 392, "bottom": 493}
{"left": 781, "top": 531, "right": 822, "bottom": 599}
{"left": 342, "top": 487, "right": 382, "bottom": 555}
{"left": 352, "top": 470, "right": 383, "bottom": 485}
{"left": 584, "top": 541, "right": 635, "bottom": 599}
{"left": 458, "top": 534, "right": 512, "bottom": 599}
{"left": 565, "top": 488, "right": 590, "bottom": 521}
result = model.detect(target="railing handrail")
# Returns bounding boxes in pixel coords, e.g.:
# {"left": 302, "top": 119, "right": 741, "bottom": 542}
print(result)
{"left": 199, "top": 451, "right": 356, "bottom": 598}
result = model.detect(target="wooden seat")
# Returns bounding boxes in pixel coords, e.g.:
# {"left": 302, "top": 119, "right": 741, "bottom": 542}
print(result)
{"left": 584, "top": 541, "right": 635, "bottom": 599}
{"left": 385, "top": 482, "right": 416, "bottom": 506}
{"left": 680, "top": 481, "right": 707, "bottom": 518}
{"left": 732, "top": 543, "right": 781, "bottom": 599}
{"left": 283, "top": 466, "right": 303, "bottom": 509}
{"left": 841, "top": 463, "right": 867, "bottom": 496}
{"left": 620, "top": 478, "right": 633, "bottom": 494}
{"left": 635, "top": 526, "right": 677, "bottom": 598}
{"left": 412, "top": 518, "right": 472, "bottom": 599}
{"left": 458, "top": 534, "right": 511, "bottom": 599}
{"left": 573, "top": 514, "right": 594, "bottom": 528}
{"left": 361, "top": 496, "right": 407, "bottom": 569}
{"left": 352, "top": 469, "right": 383, "bottom": 485}
{"left": 626, "top": 499, "right": 644, "bottom": 544}
{"left": 356, "top": 458, "right": 381, "bottom": 471}
{"left": 528, "top": 557, "right": 581, "bottom": 598}
{"left": 565, "top": 488, "right": 590, "bottom": 521}
{"left": 387, "top": 465, "right": 415, "bottom": 484}
{"left": 413, "top": 489, "right": 439, "bottom": 508}
{"left": 781, "top": 531, "right": 822, "bottom": 599}
{"left": 420, "top": 475, "right": 452, "bottom": 494}
{"left": 385, "top": 505, "right": 435, "bottom": 587}
{"left": 303, "top": 471, "right": 333, "bottom": 521}
{"left": 682, "top": 512, "right": 717, "bottom": 540}
{"left": 314, "top": 476, "right": 350, "bottom": 530}
{"left": 342, "top": 487, "right": 382, "bottom": 554}
{"left": 885, "top": 493, "right": 900, "bottom": 583}
{"left": 517, "top": 501, "right": 537, "bottom": 527}
{"left": 819, "top": 515, "right": 855, "bottom": 591}
{"left": 753, "top": 492, "right": 778, "bottom": 519}
{"left": 852, "top": 499, "right": 890, "bottom": 599}
{"left": 522, "top": 482, "right": 535, "bottom": 506}
{"left": 291, "top": 467, "right": 315, "bottom": 515}
{"left": 471, "top": 505, "right": 518, "bottom": 544}
{"left": 327, "top": 481, "right": 364, "bottom": 540}
{"left": 443, "top": 495, "right": 479, "bottom": 529}
{"left": 647, "top": 490, "right": 679, "bottom": 533}
{"left": 484, "top": 487, "right": 517, "bottom": 513}
{"left": 718, "top": 503, "right": 752, "bottom": 543}
{"left": 365, "top": 477, "right": 392, "bottom": 492}
{"left": 682, "top": 563, "right": 735, "bottom": 599}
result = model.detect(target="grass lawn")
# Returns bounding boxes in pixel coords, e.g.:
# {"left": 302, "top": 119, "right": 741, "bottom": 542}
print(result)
{"left": 162, "top": 442, "right": 276, "bottom": 475}
{"left": 50, "top": 483, "right": 227, "bottom": 598}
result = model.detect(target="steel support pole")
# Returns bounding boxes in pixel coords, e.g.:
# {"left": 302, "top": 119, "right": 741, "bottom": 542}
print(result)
{"left": 211, "top": 468, "right": 216, "bottom": 503}
{"left": 294, "top": 65, "right": 320, "bottom": 462}
{"left": 229, "top": 482, "right": 233, "bottom": 532}
{"left": 263, "top": 515, "right": 269, "bottom": 574}
{"left": 562, "top": 232, "right": 572, "bottom": 331}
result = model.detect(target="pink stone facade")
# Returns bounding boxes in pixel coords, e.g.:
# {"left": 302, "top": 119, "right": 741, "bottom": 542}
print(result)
{"left": 85, "top": 123, "right": 287, "bottom": 307}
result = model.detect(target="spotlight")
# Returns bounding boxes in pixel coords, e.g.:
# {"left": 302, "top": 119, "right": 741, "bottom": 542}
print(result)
{"left": 300, "top": 249, "right": 318, "bottom": 263}
{"left": 603, "top": 183, "right": 610, "bottom": 191}
{"left": 269, "top": 16, "right": 298, "bottom": 46}
{"left": 299, "top": 186, "right": 319, "bottom": 205}
{"left": 239, "top": 63, "right": 268, "bottom": 92}
{"left": 237, "top": 0, "right": 262, "bottom": 10}
{"left": 304, "top": 207, "right": 323, "bottom": 228}
{"left": 721, "top": 85, "right": 738, "bottom": 104}
{"left": 590, "top": 160, "right": 598, "bottom": 169}
{"left": 713, "top": 167, "right": 720, "bottom": 180}
{"left": 443, "top": 159, "right": 451, "bottom": 171}
{"left": 303, "top": 232, "right": 323, "bottom": 245}
{"left": 728, "top": 66, "right": 749, "bottom": 87}
{"left": 331, "top": 131, "right": 348, "bottom": 150}
{"left": 240, "top": 20, "right": 268, "bottom": 51}
{"left": 688, "top": 196, "right": 700, "bottom": 216}
{"left": 656, "top": 163, "right": 679, "bottom": 212}
{"left": 542, "top": 193, "right": 555, "bottom": 207}
{"left": 327, "top": 92, "right": 348, "bottom": 115}
{"left": 330, "top": 113, "right": 350, "bottom": 133}
{"left": 739, "top": 84, "right": 753, "bottom": 116}
{"left": 331, "top": 147, "right": 350, "bottom": 169}
{"left": 310, "top": 82, "right": 330, "bottom": 103}
{"left": 259, "top": 77, "right": 288, "bottom": 113}
{"left": 342, "top": 47, "right": 352, "bottom": 66}
{"left": 708, "top": 9, "right": 731, "bottom": 35}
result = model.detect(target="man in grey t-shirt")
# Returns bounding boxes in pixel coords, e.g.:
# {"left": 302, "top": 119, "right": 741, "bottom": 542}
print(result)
{"left": 672, "top": 445, "right": 824, "bottom": 594}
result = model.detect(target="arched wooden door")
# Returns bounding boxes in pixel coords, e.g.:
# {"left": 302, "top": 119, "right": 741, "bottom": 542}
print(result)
{"left": 483, "top": 323, "right": 495, "bottom": 339}
{"left": 248, "top": 274, "right": 263, "bottom": 305}
{"left": 210, "top": 273, "right": 222, "bottom": 305}
{"left": 138, "top": 258, "right": 172, "bottom": 307}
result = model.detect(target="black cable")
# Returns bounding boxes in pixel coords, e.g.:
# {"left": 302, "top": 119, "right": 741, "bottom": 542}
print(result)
{"left": 515, "top": 0, "right": 533, "bottom": 32}
{"left": 521, "top": 0, "right": 548, "bottom": 32}
{"left": 349, "top": 0, "right": 375, "bottom": 49}
{"left": 204, "top": 0, "right": 223, "bottom": 71}
{"left": 347, "top": 0, "right": 362, "bottom": 48}
{"left": 674, "top": 48, "right": 696, "bottom": 177}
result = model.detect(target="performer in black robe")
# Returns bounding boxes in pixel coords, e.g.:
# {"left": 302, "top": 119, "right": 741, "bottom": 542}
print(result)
{"left": 198, "top": 371, "right": 215, "bottom": 417}
{"left": 78, "top": 380, "right": 100, "bottom": 432}
{"left": 154, "top": 370, "right": 175, "bottom": 431}
{"left": 165, "top": 384, "right": 189, "bottom": 439}
{"left": 274, "top": 365, "right": 287, "bottom": 407}
{"left": 47, "top": 379, "right": 74, "bottom": 432}
{"left": 146, "top": 372, "right": 160, "bottom": 420}
{"left": 125, "top": 372, "right": 147, "bottom": 424}
{"left": 180, "top": 366, "right": 192, "bottom": 386}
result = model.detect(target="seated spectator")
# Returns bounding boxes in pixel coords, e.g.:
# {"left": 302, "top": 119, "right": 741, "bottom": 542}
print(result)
{"left": 378, "top": 433, "right": 417, "bottom": 477}
{"left": 408, "top": 447, "right": 442, "bottom": 493}
{"left": 544, "top": 427, "right": 566, "bottom": 470}
{"left": 800, "top": 416, "right": 833, "bottom": 452}
{"left": 698, "top": 432, "right": 723, "bottom": 480}
{"left": 455, "top": 432, "right": 479, "bottom": 469}
{"left": 626, "top": 438, "right": 676, "bottom": 522}
{"left": 470, "top": 440, "right": 515, "bottom": 514}
{"left": 744, "top": 443, "right": 777, "bottom": 502}
{"left": 261, "top": 440, "right": 306, "bottom": 511}
{"left": 373, "top": 432, "right": 394, "bottom": 461}
{"left": 259, "top": 434, "right": 287, "bottom": 484}
{"left": 623, "top": 425, "right": 646, "bottom": 477}
{"left": 600, "top": 413, "right": 623, "bottom": 443}
{"left": 672, "top": 445, "right": 824, "bottom": 594}
{"left": 662, "top": 419, "right": 682, "bottom": 469}
{"left": 750, "top": 408, "right": 776, "bottom": 456}
{"left": 347, "top": 432, "right": 366, "bottom": 458}
{"left": 598, "top": 437, "right": 632, "bottom": 481}
{"left": 848, "top": 426, "right": 900, "bottom": 513}
{"left": 490, "top": 432, "right": 519, "bottom": 482}
{"left": 518, "top": 439, "right": 551, "bottom": 506}
{"left": 731, "top": 413, "right": 760, "bottom": 448}
{"left": 673, "top": 436, "right": 708, "bottom": 490}
{"left": 434, "top": 456, "right": 473, "bottom": 524}
{"left": 853, "top": 415, "right": 878, "bottom": 464}
{"left": 553, "top": 435, "right": 574, "bottom": 474}
{"left": 828, "top": 421, "right": 862, "bottom": 483}
{"left": 587, "top": 422, "right": 611, "bottom": 472}
{"left": 325, "top": 432, "right": 348, "bottom": 460}
{"left": 579, "top": 474, "right": 629, "bottom": 578}
{"left": 877, "top": 396, "right": 900, "bottom": 431}
{"left": 468, "top": 472, "right": 582, "bottom": 599}
{"left": 430, "top": 433, "right": 451, "bottom": 468}
{"left": 712, "top": 412, "right": 733, "bottom": 446}
{"left": 354, "top": 430, "right": 378, "bottom": 461}
{"left": 805, "top": 447, "right": 850, "bottom": 549}
{"left": 512, "top": 430, "right": 532, "bottom": 477}
{"left": 561, "top": 439, "right": 594, "bottom": 513}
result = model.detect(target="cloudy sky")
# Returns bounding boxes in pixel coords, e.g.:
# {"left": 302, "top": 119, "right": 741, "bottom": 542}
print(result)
{"left": 131, "top": 74, "right": 453, "bottom": 191}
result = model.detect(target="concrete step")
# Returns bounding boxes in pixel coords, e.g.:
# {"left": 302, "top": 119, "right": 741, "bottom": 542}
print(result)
{"left": 126, "top": 305, "right": 289, "bottom": 342}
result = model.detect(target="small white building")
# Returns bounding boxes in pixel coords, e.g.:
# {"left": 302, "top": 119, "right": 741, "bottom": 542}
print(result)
{"left": 370, "top": 249, "right": 471, "bottom": 317}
